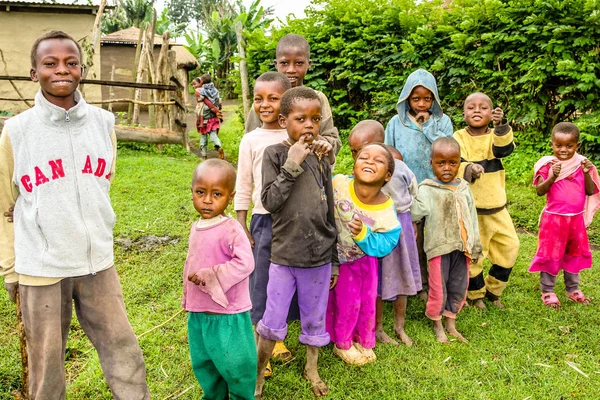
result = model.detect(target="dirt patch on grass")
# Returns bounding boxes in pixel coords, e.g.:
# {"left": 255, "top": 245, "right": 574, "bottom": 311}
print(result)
{"left": 115, "top": 235, "right": 181, "bottom": 251}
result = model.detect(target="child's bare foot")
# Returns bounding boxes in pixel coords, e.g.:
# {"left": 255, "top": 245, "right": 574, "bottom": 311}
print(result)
{"left": 485, "top": 291, "right": 506, "bottom": 309}
{"left": 445, "top": 318, "right": 468, "bottom": 343}
{"left": 490, "top": 299, "right": 506, "bottom": 310}
{"left": 395, "top": 328, "right": 414, "bottom": 346}
{"left": 471, "top": 299, "right": 486, "bottom": 310}
{"left": 305, "top": 346, "right": 328, "bottom": 397}
{"left": 376, "top": 326, "right": 400, "bottom": 346}
{"left": 303, "top": 370, "right": 329, "bottom": 397}
{"left": 433, "top": 320, "right": 448, "bottom": 343}
{"left": 418, "top": 290, "right": 428, "bottom": 302}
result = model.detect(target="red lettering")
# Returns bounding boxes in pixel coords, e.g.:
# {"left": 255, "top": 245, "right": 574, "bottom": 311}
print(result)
{"left": 94, "top": 158, "right": 106, "bottom": 177}
{"left": 21, "top": 175, "right": 33, "bottom": 192}
{"left": 48, "top": 159, "right": 65, "bottom": 180}
{"left": 34, "top": 166, "right": 49, "bottom": 186}
{"left": 105, "top": 172, "right": 112, "bottom": 181}
{"left": 82, "top": 155, "right": 93, "bottom": 174}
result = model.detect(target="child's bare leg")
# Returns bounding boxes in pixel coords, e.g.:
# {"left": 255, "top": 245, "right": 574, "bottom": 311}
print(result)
{"left": 303, "top": 345, "right": 328, "bottom": 397}
{"left": 432, "top": 319, "right": 448, "bottom": 343}
{"left": 445, "top": 318, "right": 468, "bottom": 343}
{"left": 375, "top": 297, "right": 400, "bottom": 346}
{"left": 255, "top": 337, "right": 276, "bottom": 399}
{"left": 393, "top": 295, "right": 413, "bottom": 345}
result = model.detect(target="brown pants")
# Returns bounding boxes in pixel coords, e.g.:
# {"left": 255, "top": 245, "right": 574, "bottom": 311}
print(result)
{"left": 20, "top": 267, "right": 150, "bottom": 400}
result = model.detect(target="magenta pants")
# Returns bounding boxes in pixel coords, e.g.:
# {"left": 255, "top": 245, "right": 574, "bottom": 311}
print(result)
{"left": 326, "top": 255, "right": 378, "bottom": 350}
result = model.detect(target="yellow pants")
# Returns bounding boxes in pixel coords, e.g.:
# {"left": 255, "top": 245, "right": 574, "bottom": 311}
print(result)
{"left": 468, "top": 208, "right": 520, "bottom": 300}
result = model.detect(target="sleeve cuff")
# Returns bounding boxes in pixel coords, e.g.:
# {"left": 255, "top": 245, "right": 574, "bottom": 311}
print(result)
{"left": 331, "top": 265, "right": 339, "bottom": 276}
{"left": 3, "top": 271, "right": 19, "bottom": 284}
{"left": 282, "top": 159, "right": 304, "bottom": 177}
{"left": 353, "top": 224, "right": 368, "bottom": 242}
{"left": 494, "top": 122, "right": 511, "bottom": 136}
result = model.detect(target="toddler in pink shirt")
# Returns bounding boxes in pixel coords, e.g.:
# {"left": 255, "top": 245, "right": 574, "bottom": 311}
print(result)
{"left": 182, "top": 159, "right": 256, "bottom": 399}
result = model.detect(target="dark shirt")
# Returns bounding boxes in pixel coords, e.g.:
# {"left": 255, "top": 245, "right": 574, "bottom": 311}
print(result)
{"left": 261, "top": 142, "right": 338, "bottom": 268}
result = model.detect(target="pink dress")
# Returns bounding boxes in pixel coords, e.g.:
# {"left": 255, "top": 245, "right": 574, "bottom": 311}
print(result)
{"left": 529, "top": 162, "right": 594, "bottom": 276}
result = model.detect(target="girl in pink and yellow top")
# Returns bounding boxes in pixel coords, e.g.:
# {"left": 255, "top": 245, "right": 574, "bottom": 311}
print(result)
{"left": 531, "top": 122, "right": 600, "bottom": 309}
{"left": 326, "top": 143, "right": 401, "bottom": 366}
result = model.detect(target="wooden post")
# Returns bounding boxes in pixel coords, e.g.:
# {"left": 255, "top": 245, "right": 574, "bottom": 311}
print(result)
{"left": 127, "top": 26, "right": 145, "bottom": 124}
{"left": 132, "top": 26, "right": 150, "bottom": 125}
{"left": 235, "top": 21, "right": 250, "bottom": 117}
{"left": 107, "top": 65, "right": 115, "bottom": 113}
{"left": 167, "top": 49, "right": 189, "bottom": 151}
{"left": 10, "top": 288, "right": 29, "bottom": 400}
{"left": 155, "top": 32, "right": 170, "bottom": 129}
{"left": 80, "top": 0, "right": 107, "bottom": 96}
{"left": 148, "top": 9, "right": 157, "bottom": 127}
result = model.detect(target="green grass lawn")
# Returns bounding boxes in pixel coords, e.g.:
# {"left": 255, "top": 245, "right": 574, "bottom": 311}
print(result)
{"left": 1, "top": 107, "right": 600, "bottom": 399}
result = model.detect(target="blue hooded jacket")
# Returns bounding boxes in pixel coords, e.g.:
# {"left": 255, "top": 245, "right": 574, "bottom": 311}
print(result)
{"left": 384, "top": 69, "right": 453, "bottom": 182}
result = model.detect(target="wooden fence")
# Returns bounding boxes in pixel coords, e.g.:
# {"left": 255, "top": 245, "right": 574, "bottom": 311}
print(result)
{"left": 0, "top": 32, "right": 191, "bottom": 150}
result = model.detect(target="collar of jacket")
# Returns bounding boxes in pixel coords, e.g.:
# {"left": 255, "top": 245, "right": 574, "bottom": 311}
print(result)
{"left": 33, "top": 89, "right": 89, "bottom": 129}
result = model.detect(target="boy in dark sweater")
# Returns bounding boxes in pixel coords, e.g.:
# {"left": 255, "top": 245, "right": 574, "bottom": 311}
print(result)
{"left": 255, "top": 87, "right": 336, "bottom": 398}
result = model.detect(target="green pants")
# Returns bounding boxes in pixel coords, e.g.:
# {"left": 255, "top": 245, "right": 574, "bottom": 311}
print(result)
{"left": 188, "top": 311, "right": 257, "bottom": 400}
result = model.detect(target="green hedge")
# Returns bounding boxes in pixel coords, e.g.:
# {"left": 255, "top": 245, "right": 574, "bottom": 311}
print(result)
{"left": 246, "top": 0, "right": 600, "bottom": 153}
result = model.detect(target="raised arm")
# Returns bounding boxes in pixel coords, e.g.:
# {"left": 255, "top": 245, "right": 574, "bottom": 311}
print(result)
{"left": 354, "top": 224, "right": 401, "bottom": 258}
{"left": 316, "top": 93, "right": 341, "bottom": 163}
{"left": 261, "top": 146, "right": 305, "bottom": 214}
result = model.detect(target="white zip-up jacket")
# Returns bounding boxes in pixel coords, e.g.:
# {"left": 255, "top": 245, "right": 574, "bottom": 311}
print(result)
{"left": 0, "top": 90, "right": 116, "bottom": 280}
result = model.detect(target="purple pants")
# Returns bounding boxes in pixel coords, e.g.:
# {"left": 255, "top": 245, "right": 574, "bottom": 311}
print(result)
{"left": 326, "top": 256, "right": 378, "bottom": 350}
{"left": 256, "top": 263, "right": 331, "bottom": 347}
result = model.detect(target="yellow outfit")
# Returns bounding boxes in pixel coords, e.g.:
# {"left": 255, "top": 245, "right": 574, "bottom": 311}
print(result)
{"left": 454, "top": 124, "right": 519, "bottom": 300}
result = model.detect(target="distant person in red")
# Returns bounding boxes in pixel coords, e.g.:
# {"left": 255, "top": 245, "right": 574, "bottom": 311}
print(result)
{"left": 193, "top": 74, "right": 224, "bottom": 160}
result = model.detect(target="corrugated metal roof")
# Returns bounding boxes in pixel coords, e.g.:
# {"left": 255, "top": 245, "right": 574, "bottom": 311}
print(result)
{"left": 0, "top": 0, "right": 108, "bottom": 7}
{"left": 102, "top": 27, "right": 163, "bottom": 45}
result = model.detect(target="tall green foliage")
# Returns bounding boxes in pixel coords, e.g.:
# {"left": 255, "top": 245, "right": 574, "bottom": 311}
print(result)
{"left": 247, "top": 0, "right": 600, "bottom": 153}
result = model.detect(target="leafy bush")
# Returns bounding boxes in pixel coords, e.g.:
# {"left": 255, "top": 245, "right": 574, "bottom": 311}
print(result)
{"left": 247, "top": 0, "right": 600, "bottom": 155}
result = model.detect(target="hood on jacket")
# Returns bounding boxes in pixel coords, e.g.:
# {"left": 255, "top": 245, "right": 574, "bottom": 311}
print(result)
{"left": 396, "top": 69, "right": 444, "bottom": 124}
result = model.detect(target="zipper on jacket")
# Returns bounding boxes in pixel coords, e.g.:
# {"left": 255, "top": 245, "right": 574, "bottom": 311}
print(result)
{"left": 66, "top": 117, "right": 95, "bottom": 275}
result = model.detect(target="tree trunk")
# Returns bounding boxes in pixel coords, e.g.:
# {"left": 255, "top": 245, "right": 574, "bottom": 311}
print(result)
{"left": 235, "top": 21, "right": 250, "bottom": 117}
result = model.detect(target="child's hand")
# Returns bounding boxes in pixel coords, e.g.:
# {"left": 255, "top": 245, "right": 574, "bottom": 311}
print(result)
{"left": 4, "top": 206, "right": 13, "bottom": 223}
{"left": 288, "top": 136, "right": 311, "bottom": 166}
{"left": 244, "top": 229, "right": 255, "bottom": 248}
{"left": 311, "top": 140, "right": 332, "bottom": 157}
{"left": 415, "top": 111, "right": 430, "bottom": 123}
{"left": 551, "top": 161, "right": 562, "bottom": 178}
{"left": 330, "top": 274, "right": 338, "bottom": 290}
{"left": 471, "top": 164, "right": 485, "bottom": 179}
{"left": 349, "top": 215, "right": 363, "bottom": 236}
{"left": 188, "top": 272, "right": 206, "bottom": 287}
{"left": 491, "top": 107, "right": 504, "bottom": 126}
{"left": 582, "top": 158, "right": 594, "bottom": 174}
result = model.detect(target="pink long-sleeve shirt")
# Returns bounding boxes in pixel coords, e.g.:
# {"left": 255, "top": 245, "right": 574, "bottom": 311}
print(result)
{"left": 182, "top": 216, "right": 254, "bottom": 313}
{"left": 234, "top": 127, "right": 288, "bottom": 214}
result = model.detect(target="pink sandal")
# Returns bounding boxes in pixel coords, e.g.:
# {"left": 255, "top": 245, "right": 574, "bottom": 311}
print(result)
{"left": 567, "top": 290, "right": 589, "bottom": 304}
{"left": 541, "top": 292, "right": 560, "bottom": 309}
